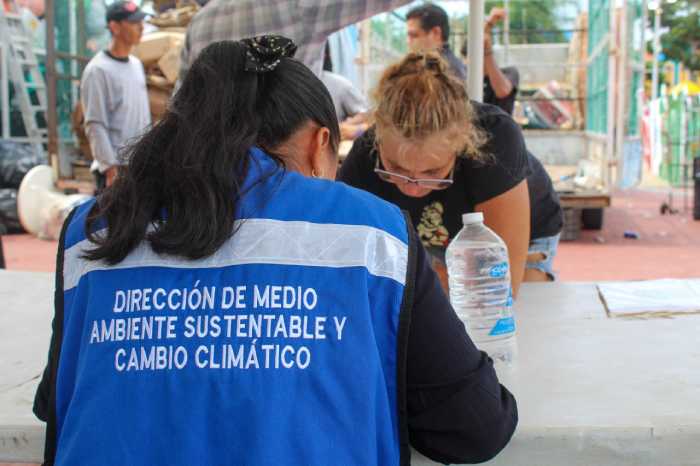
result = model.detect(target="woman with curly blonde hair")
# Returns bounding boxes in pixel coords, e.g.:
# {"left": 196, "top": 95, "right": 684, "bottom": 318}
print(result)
{"left": 339, "top": 51, "right": 535, "bottom": 295}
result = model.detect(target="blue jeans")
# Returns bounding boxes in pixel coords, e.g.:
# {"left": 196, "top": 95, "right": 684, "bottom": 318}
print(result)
{"left": 526, "top": 233, "right": 561, "bottom": 281}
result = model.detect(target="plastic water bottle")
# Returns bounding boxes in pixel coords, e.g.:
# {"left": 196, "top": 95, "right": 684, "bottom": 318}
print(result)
{"left": 445, "top": 212, "right": 516, "bottom": 365}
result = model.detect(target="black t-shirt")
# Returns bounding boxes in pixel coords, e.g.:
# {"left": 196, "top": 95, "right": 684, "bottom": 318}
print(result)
{"left": 527, "top": 153, "right": 563, "bottom": 239}
{"left": 338, "top": 102, "right": 530, "bottom": 258}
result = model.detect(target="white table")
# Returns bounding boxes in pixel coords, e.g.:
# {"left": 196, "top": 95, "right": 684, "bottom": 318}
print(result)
{"left": 416, "top": 280, "right": 700, "bottom": 466}
{"left": 2, "top": 270, "right": 700, "bottom": 465}
{"left": 0, "top": 270, "right": 53, "bottom": 463}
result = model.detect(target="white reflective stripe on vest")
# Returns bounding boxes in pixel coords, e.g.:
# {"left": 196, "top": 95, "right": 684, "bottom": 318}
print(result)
{"left": 63, "top": 219, "right": 408, "bottom": 291}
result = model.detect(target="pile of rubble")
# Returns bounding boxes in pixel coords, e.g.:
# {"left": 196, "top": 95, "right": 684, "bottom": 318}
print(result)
{"left": 133, "top": 4, "right": 200, "bottom": 121}
{"left": 133, "top": 30, "right": 185, "bottom": 121}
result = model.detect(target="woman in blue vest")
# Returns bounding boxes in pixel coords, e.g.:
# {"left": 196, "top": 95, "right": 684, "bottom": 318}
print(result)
{"left": 34, "top": 36, "right": 517, "bottom": 466}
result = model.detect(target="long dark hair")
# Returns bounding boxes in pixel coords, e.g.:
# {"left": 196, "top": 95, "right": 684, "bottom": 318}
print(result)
{"left": 84, "top": 39, "right": 340, "bottom": 265}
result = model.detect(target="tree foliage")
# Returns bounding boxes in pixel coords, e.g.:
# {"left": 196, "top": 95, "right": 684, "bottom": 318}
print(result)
{"left": 484, "top": 0, "right": 566, "bottom": 44}
{"left": 659, "top": 0, "right": 700, "bottom": 71}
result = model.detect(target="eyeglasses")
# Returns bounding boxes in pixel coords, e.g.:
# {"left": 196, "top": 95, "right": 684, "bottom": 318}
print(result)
{"left": 373, "top": 152, "right": 455, "bottom": 190}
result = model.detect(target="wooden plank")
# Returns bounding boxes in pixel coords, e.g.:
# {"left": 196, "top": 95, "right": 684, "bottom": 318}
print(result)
{"left": 558, "top": 192, "right": 611, "bottom": 209}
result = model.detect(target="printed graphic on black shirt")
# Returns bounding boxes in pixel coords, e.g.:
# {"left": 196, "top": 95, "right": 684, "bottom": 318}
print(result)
{"left": 417, "top": 201, "right": 450, "bottom": 249}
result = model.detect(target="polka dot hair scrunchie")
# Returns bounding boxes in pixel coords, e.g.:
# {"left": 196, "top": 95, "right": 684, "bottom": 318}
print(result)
{"left": 241, "top": 35, "right": 298, "bottom": 73}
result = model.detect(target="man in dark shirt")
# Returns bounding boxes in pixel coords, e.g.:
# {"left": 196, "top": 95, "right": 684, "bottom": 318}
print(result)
{"left": 405, "top": 4, "right": 466, "bottom": 81}
{"left": 459, "top": 8, "right": 520, "bottom": 115}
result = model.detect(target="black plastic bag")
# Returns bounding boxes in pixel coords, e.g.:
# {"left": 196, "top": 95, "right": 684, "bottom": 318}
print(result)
{"left": 0, "top": 188, "right": 22, "bottom": 233}
{"left": 0, "top": 140, "right": 47, "bottom": 189}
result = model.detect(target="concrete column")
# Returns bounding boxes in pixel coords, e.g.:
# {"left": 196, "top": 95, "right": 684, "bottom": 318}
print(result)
{"left": 468, "top": 0, "right": 485, "bottom": 101}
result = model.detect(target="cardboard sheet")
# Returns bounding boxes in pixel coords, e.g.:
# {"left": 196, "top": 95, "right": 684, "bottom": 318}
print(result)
{"left": 598, "top": 279, "right": 700, "bottom": 318}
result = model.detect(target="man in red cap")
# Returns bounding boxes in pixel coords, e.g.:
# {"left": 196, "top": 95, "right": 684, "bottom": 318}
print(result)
{"left": 80, "top": 1, "right": 150, "bottom": 190}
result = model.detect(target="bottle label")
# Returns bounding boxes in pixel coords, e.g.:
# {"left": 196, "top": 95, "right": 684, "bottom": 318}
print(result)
{"left": 489, "top": 262, "right": 509, "bottom": 278}
{"left": 489, "top": 317, "right": 515, "bottom": 336}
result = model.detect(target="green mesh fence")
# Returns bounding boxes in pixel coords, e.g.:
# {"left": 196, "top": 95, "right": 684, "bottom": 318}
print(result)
{"left": 586, "top": 0, "right": 610, "bottom": 135}
{"left": 587, "top": 0, "right": 644, "bottom": 138}
{"left": 626, "top": 0, "right": 644, "bottom": 137}
{"left": 659, "top": 94, "right": 700, "bottom": 187}
{"left": 51, "top": 0, "right": 107, "bottom": 141}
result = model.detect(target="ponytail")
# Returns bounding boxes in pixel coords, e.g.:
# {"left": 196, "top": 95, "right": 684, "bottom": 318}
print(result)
{"left": 84, "top": 38, "right": 340, "bottom": 264}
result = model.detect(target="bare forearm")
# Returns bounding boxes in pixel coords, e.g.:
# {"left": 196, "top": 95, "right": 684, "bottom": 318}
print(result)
{"left": 344, "top": 112, "right": 368, "bottom": 125}
{"left": 85, "top": 122, "right": 118, "bottom": 173}
{"left": 476, "top": 180, "right": 530, "bottom": 297}
{"left": 484, "top": 54, "right": 514, "bottom": 99}
{"left": 340, "top": 121, "right": 369, "bottom": 141}
{"left": 482, "top": 7, "right": 514, "bottom": 99}
{"left": 505, "top": 226, "right": 528, "bottom": 297}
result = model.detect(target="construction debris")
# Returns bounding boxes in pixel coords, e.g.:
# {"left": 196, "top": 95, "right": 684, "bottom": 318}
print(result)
{"left": 158, "top": 44, "right": 182, "bottom": 84}
{"left": 132, "top": 30, "right": 186, "bottom": 121}
{"left": 528, "top": 81, "right": 576, "bottom": 130}
{"left": 148, "top": 5, "right": 199, "bottom": 29}
{"left": 133, "top": 31, "right": 183, "bottom": 67}
{"left": 128, "top": 3, "right": 201, "bottom": 122}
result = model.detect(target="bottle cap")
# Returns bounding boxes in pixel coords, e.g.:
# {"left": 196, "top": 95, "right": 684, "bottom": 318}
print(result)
{"left": 462, "top": 212, "right": 484, "bottom": 224}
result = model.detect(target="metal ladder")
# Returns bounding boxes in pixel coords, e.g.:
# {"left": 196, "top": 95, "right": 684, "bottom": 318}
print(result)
{"left": 0, "top": 1, "right": 47, "bottom": 158}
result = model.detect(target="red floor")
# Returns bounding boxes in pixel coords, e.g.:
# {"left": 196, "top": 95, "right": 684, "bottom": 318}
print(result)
{"left": 556, "top": 188, "right": 700, "bottom": 281}
{"left": 1, "top": 233, "right": 57, "bottom": 272}
{"left": 2, "top": 188, "right": 699, "bottom": 282}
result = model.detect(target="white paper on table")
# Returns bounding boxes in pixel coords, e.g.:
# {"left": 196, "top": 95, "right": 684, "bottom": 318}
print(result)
{"left": 597, "top": 279, "right": 700, "bottom": 316}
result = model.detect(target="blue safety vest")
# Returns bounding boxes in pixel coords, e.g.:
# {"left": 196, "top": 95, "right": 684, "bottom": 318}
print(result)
{"left": 52, "top": 148, "right": 415, "bottom": 465}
